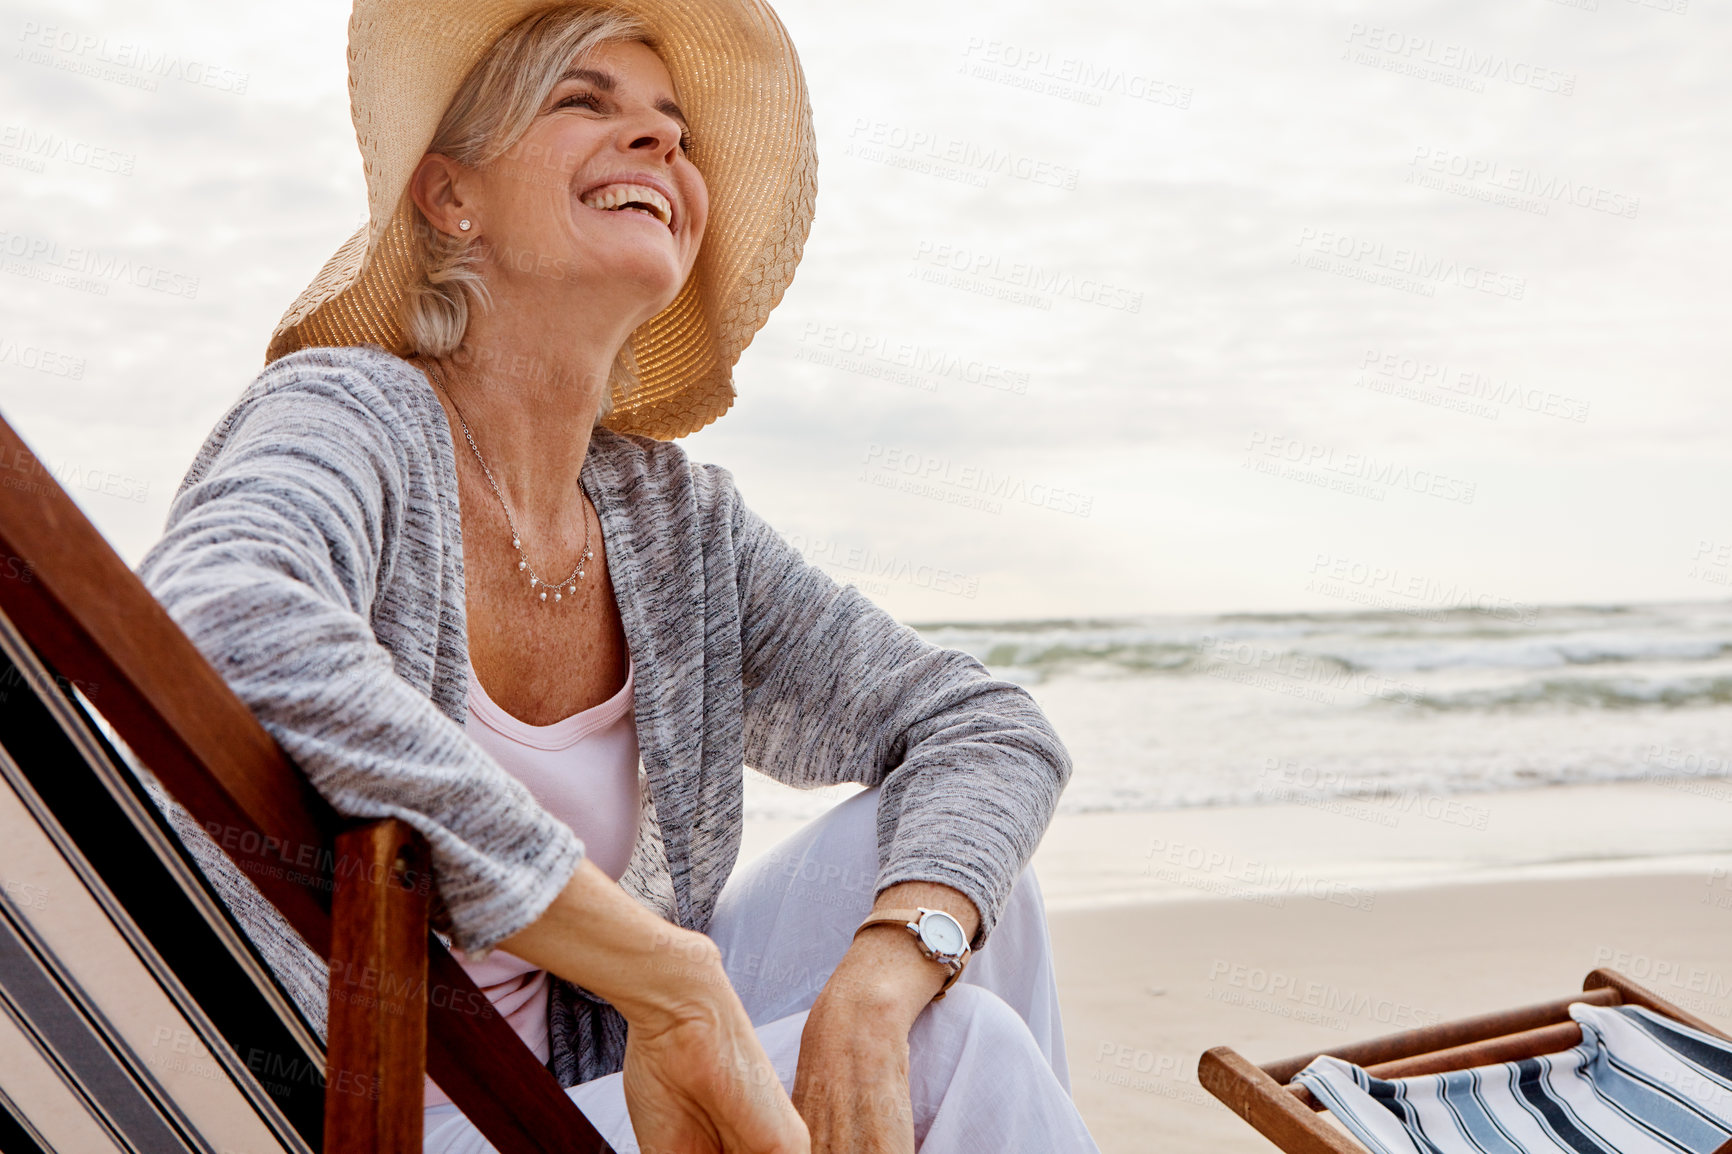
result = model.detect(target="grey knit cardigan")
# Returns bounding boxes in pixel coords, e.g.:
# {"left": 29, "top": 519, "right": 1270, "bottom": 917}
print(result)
{"left": 134, "top": 344, "right": 1071, "bottom": 1087}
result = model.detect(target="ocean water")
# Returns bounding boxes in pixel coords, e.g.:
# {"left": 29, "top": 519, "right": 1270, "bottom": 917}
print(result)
{"left": 745, "top": 599, "right": 1732, "bottom": 819}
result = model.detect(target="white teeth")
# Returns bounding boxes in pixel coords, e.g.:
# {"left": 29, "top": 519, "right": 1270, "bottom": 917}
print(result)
{"left": 580, "top": 183, "right": 673, "bottom": 226}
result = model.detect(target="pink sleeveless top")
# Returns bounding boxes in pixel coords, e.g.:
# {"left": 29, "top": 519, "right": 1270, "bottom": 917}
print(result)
{"left": 422, "top": 657, "right": 642, "bottom": 1110}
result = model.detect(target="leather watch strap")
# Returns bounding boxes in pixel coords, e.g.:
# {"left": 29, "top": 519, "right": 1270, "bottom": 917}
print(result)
{"left": 854, "top": 909, "right": 925, "bottom": 935}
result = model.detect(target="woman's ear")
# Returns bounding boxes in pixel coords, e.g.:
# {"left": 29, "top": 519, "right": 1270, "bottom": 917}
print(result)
{"left": 408, "top": 153, "right": 474, "bottom": 239}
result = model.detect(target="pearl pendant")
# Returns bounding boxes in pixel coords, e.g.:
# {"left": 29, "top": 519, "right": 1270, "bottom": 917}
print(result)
{"left": 567, "top": 584, "right": 576, "bottom": 595}
{"left": 554, "top": 591, "right": 562, "bottom": 601}
{"left": 512, "top": 537, "right": 520, "bottom": 548}
{"left": 518, "top": 560, "right": 526, "bottom": 571}
{"left": 539, "top": 591, "right": 547, "bottom": 601}
{"left": 577, "top": 569, "right": 585, "bottom": 579}
{"left": 530, "top": 576, "right": 539, "bottom": 587}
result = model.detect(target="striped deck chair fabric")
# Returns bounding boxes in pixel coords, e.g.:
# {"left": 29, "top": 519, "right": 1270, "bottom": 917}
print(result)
{"left": 1294, "top": 1003, "right": 1732, "bottom": 1154}
{"left": 0, "top": 618, "right": 319, "bottom": 1152}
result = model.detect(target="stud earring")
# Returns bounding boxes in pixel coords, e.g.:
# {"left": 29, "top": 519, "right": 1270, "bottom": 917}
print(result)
{"left": 458, "top": 219, "right": 472, "bottom": 232}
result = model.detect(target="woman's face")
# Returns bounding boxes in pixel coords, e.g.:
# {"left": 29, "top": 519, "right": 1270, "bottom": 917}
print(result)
{"left": 469, "top": 39, "right": 709, "bottom": 328}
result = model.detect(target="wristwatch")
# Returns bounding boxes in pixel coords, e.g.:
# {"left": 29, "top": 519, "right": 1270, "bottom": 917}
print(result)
{"left": 854, "top": 907, "right": 972, "bottom": 998}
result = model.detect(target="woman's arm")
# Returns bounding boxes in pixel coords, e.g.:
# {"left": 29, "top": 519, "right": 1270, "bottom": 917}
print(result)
{"left": 721, "top": 468, "right": 1071, "bottom": 1151}
{"left": 724, "top": 469, "right": 1071, "bottom": 952}
{"left": 500, "top": 860, "right": 809, "bottom": 1152}
{"left": 138, "top": 352, "right": 581, "bottom": 956}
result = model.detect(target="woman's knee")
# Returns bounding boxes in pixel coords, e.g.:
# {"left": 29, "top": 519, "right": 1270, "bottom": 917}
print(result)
{"left": 911, "top": 982, "right": 1041, "bottom": 1066}
{"left": 904, "top": 983, "right": 1054, "bottom": 1144}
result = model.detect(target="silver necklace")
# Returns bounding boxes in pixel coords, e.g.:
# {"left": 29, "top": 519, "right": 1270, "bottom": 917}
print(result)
{"left": 423, "top": 359, "right": 594, "bottom": 606}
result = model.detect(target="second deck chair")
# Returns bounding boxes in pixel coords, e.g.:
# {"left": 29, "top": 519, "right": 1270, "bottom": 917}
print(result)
{"left": 1200, "top": 967, "right": 1732, "bottom": 1154}
{"left": 0, "top": 410, "right": 617, "bottom": 1152}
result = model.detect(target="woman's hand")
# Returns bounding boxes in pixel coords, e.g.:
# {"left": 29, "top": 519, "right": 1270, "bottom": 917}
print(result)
{"left": 617, "top": 931, "right": 810, "bottom": 1154}
{"left": 791, "top": 975, "right": 918, "bottom": 1154}
{"left": 790, "top": 883, "right": 979, "bottom": 1154}
{"left": 496, "top": 859, "right": 809, "bottom": 1153}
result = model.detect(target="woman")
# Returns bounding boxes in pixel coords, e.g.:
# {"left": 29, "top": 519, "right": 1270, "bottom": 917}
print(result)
{"left": 137, "top": 1, "right": 1098, "bottom": 1151}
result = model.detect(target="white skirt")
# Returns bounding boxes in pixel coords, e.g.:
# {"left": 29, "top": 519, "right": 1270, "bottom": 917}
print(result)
{"left": 424, "top": 785, "right": 1100, "bottom": 1153}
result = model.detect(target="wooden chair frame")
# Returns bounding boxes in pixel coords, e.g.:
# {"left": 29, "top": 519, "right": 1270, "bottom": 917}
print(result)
{"left": 1199, "top": 967, "right": 1732, "bottom": 1154}
{"left": 0, "top": 413, "right": 614, "bottom": 1152}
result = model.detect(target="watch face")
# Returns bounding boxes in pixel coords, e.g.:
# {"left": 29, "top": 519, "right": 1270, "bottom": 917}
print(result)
{"left": 917, "top": 910, "right": 968, "bottom": 957}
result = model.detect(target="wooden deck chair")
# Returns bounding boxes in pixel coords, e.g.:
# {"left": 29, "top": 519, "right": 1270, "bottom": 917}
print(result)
{"left": 1199, "top": 967, "right": 1732, "bottom": 1154}
{"left": 0, "top": 410, "right": 616, "bottom": 1153}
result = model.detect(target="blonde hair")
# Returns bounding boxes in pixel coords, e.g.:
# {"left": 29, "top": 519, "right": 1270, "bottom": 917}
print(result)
{"left": 404, "top": 6, "right": 651, "bottom": 419}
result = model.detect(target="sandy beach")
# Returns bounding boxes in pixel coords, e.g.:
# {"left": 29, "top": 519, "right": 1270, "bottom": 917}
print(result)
{"left": 742, "top": 780, "right": 1732, "bottom": 1151}
{"left": 1052, "top": 869, "right": 1732, "bottom": 1153}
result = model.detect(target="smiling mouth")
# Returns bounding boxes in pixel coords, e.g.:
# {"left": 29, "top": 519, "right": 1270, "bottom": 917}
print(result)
{"left": 580, "top": 183, "right": 673, "bottom": 228}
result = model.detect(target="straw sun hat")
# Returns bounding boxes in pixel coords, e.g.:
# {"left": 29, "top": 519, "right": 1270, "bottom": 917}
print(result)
{"left": 266, "top": 0, "right": 816, "bottom": 439}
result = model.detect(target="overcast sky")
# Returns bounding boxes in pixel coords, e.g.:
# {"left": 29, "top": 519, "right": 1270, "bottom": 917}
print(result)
{"left": 2, "top": 0, "right": 1727, "bottom": 622}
